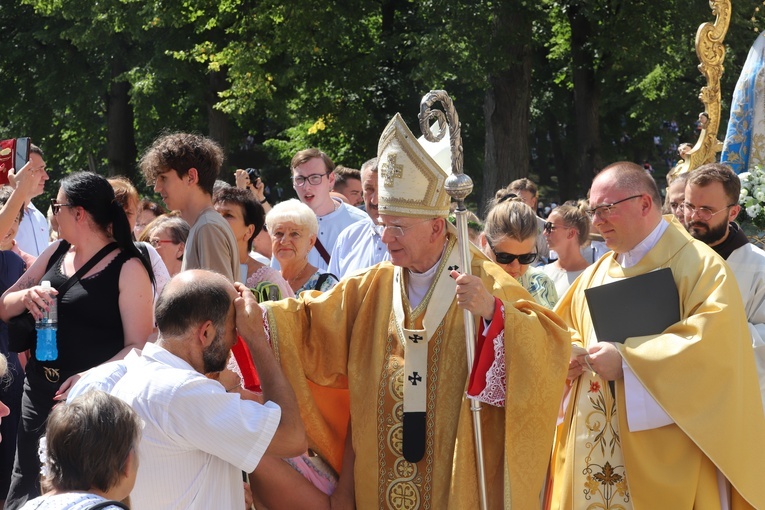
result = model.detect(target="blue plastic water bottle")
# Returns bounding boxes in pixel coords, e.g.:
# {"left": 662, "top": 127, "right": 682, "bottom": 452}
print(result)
{"left": 35, "top": 281, "right": 58, "bottom": 361}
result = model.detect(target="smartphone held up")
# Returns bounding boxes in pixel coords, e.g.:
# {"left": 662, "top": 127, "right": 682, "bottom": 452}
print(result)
{"left": 0, "top": 137, "right": 31, "bottom": 185}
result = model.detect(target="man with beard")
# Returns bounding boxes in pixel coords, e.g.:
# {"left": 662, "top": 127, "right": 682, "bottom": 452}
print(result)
{"left": 67, "top": 270, "right": 305, "bottom": 510}
{"left": 328, "top": 157, "right": 390, "bottom": 279}
{"left": 549, "top": 162, "right": 765, "bottom": 509}
{"left": 684, "top": 163, "right": 765, "bottom": 410}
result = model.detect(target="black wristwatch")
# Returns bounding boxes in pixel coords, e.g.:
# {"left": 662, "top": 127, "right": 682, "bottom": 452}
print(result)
{"left": 259, "top": 197, "right": 268, "bottom": 204}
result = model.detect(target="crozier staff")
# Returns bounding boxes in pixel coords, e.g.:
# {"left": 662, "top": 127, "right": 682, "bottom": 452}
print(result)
{"left": 261, "top": 110, "right": 570, "bottom": 508}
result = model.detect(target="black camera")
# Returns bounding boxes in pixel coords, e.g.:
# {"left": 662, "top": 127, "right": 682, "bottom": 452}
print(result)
{"left": 245, "top": 168, "right": 261, "bottom": 181}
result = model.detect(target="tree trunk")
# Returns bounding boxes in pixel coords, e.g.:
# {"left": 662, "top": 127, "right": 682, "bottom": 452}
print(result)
{"left": 481, "top": 6, "right": 533, "bottom": 211}
{"left": 568, "top": 2, "right": 602, "bottom": 191}
{"left": 546, "top": 110, "right": 571, "bottom": 201}
{"left": 106, "top": 55, "right": 136, "bottom": 180}
{"left": 207, "top": 69, "right": 230, "bottom": 153}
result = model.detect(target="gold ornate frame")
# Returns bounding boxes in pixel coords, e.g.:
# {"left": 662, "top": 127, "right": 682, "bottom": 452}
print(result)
{"left": 669, "top": 0, "right": 731, "bottom": 178}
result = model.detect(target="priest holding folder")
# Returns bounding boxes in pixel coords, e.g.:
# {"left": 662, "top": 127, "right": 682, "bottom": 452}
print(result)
{"left": 547, "top": 162, "right": 765, "bottom": 509}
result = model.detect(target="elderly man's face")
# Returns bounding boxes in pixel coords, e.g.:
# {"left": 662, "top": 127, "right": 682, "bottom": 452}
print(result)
{"left": 667, "top": 179, "right": 686, "bottom": 223}
{"left": 361, "top": 167, "right": 378, "bottom": 223}
{"left": 378, "top": 214, "right": 441, "bottom": 272}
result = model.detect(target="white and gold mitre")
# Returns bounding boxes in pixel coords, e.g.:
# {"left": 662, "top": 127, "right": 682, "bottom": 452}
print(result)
{"left": 377, "top": 113, "right": 451, "bottom": 218}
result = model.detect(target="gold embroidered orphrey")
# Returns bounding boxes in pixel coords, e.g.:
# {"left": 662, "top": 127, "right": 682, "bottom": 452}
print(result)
{"left": 378, "top": 239, "right": 458, "bottom": 509}
{"left": 381, "top": 153, "right": 404, "bottom": 187}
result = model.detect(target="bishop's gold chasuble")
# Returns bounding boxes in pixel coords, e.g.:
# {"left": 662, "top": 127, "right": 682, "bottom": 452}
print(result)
{"left": 265, "top": 238, "right": 571, "bottom": 508}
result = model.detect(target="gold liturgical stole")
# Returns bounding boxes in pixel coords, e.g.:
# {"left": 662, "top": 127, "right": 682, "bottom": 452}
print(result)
{"left": 392, "top": 241, "right": 461, "bottom": 462}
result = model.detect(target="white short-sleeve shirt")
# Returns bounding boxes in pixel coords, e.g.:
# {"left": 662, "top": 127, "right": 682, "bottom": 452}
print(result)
{"left": 69, "top": 343, "right": 281, "bottom": 510}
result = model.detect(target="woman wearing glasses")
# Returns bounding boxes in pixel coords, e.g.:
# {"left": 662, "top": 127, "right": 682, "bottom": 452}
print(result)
{"left": 542, "top": 201, "right": 592, "bottom": 297}
{"left": 138, "top": 215, "right": 189, "bottom": 277}
{"left": 481, "top": 192, "right": 558, "bottom": 308}
{"left": 0, "top": 172, "right": 154, "bottom": 508}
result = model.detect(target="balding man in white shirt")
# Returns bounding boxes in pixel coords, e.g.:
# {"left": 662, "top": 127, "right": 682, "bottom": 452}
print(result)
{"left": 69, "top": 270, "right": 305, "bottom": 510}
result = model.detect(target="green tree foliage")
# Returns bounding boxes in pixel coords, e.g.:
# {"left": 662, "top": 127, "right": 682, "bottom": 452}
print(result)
{"left": 1, "top": 0, "right": 763, "bottom": 210}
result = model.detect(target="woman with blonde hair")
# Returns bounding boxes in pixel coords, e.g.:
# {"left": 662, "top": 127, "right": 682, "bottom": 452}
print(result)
{"left": 481, "top": 191, "right": 558, "bottom": 308}
{"left": 542, "top": 200, "right": 591, "bottom": 297}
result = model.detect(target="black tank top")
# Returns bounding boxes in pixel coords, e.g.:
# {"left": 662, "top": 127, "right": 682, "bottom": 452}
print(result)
{"left": 35, "top": 244, "right": 131, "bottom": 372}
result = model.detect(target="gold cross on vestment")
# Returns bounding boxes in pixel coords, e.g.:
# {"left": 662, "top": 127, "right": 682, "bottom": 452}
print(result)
{"left": 381, "top": 153, "right": 403, "bottom": 187}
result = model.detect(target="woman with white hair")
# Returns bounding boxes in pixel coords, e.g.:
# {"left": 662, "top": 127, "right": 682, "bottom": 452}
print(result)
{"left": 267, "top": 199, "right": 338, "bottom": 295}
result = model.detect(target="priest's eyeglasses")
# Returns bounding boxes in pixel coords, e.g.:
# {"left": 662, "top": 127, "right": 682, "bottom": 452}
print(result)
{"left": 487, "top": 241, "right": 537, "bottom": 265}
{"left": 292, "top": 173, "right": 329, "bottom": 187}
{"left": 585, "top": 195, "right": 643, "bottom": 220}
{"left": 374, "top": 218, "right": 433, "bottom": 239}
{"left": 682, "top": 202, "right": 736, "bottom": 222}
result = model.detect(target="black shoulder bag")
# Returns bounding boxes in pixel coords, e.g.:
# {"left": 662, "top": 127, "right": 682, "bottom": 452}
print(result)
{"left": 7, "top": 242, "right": 118, "bottom": 353}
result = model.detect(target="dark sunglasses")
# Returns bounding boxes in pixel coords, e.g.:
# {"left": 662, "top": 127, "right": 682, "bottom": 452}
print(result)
{"left": 487, "top": 240, "right": 537, "bottom": 265}
{"left": 50, "top": 199, "right": 75, "bottom": 215}
{"left": 543, "top": 222, "right": 570, "bottom": 233}
{"left": 494, "top": 251, "right": 537, "bottom": 265}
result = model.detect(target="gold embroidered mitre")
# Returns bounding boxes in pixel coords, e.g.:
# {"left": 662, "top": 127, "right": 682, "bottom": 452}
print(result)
{"left": 377, "top": 113, "right": 451, "bottom": 218}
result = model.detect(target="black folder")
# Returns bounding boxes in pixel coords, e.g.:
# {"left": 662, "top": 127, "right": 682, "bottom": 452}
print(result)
{"left": 584, "top": 267, "right": 680, "bottom": 344}
{"left": 584, "top": 267, "right": 680, "bottom": 396}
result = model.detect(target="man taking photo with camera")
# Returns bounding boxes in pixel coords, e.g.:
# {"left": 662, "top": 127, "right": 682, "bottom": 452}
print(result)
{"left": 235, "top": 167, "right": 272, "bottom": 213}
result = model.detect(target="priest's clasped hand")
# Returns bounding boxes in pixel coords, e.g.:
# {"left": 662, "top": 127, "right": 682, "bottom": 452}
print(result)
{"left": 450, "top": 270, "right": 495, "bottom": 320}
{"left": 585, "top": 342, "right": 624, "bottom": 381}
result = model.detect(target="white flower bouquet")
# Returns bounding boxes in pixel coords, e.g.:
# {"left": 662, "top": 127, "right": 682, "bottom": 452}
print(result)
{"left": 739, "top": 166, "right": 765, "bottom": 229}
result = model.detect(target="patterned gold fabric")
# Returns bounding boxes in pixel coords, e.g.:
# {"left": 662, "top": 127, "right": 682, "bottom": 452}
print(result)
{"left": 264, "top": 241, "right": 571, "bottom": 508}
{"left": 549, "top": 218, "right": 765, "bottom": 509}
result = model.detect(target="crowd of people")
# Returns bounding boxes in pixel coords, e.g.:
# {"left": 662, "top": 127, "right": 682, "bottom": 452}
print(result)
{"left": 0, "top": 110, "right": 760, "bottom": 510}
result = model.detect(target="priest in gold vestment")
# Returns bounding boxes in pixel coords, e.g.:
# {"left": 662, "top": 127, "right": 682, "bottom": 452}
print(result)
{"left": 263, "top": 113, "right": 571, "bottom": 508}
{"left": 549, "top": 162, "right": 765, "bottom": 509}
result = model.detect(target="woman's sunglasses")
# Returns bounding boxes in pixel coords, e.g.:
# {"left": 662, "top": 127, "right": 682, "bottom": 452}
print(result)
{"left": 487, "top": 240, "right": 537, "bottom": 265}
